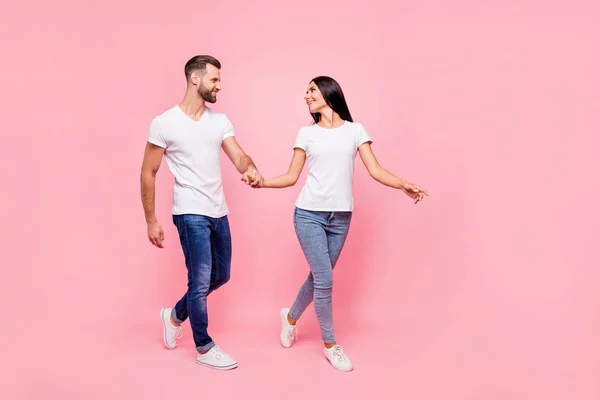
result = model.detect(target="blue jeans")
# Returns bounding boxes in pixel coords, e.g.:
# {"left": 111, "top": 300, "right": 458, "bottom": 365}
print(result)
{"left": 289, "top": 207, "right": 352, "bottom": 343}
{"left": 171, "top": 214, "right": 232, "bottom": 353}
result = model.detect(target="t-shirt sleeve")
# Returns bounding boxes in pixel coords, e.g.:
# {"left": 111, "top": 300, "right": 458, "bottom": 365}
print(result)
{"left": 148, "top": 117, "right": 167, "bottom": 148}
{"left": 356, "top": 123, "right": 373, "bottom": 147}
{"left": 222, "top": 114, "right": 235, "bottom": 140}
{"left": 293, "top": 128, "right": 307, "bottom": 150}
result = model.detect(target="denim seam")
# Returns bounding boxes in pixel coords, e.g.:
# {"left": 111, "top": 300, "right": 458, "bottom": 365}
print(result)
{"left": 294, "top": 213, "right": 312, "bottom": 265}
{"left": 181, "top": 218, "right": 192, "bottom": 324}
{"left": 292, "top": 212, "right": 313, "bottom": 323}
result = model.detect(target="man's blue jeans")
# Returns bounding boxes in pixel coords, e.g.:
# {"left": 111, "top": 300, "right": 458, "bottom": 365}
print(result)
{"left": 171, "top": 214, "right": 232, "bottom": 353}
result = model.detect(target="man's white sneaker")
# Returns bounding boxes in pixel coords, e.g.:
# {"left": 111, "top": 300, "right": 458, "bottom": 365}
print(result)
{"left": 196, "top": 346, "right": 238, "bottom": 370}
{"left": 160, "top": 308, "right": 182, "bottom": 349}
{"left": 280, "top": 307, "right": 297, "bottom": 348}
{"left": 324, "top": 345, "right": 353, "bottom": 372}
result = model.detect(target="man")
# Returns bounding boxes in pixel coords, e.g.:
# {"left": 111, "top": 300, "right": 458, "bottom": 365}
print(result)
{"left": 140, "top": 55, "right": 262, "bottom": 370}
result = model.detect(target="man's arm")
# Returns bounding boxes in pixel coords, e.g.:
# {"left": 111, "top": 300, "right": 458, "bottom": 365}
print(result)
{"left": 141, "top": 142, "right": 166, "bottom": 247}
{"left": 222, "top": 136, "right": 262, "bottom": 186}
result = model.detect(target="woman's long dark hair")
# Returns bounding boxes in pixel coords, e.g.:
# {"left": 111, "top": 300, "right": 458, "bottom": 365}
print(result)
{"left": 310, "top": 76, "right": 354, "bottom": 124}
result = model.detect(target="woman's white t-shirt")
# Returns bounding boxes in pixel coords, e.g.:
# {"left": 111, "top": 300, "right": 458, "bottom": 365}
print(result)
{"left": 294, "top": 121, "right": 372, "bottom": 212}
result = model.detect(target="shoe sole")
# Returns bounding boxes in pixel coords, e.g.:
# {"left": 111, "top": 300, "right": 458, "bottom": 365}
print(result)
{"left": 196, "top": 360, "right": 238, "bottom": 370}
{"left": 160, "top": 309, "right": 176, "bottom": 350}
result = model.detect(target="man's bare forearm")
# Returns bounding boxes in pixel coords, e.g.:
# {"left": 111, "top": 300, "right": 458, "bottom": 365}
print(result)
{"left": 141, "top": 173, "right": 158, "bottom": 224}
{"left": 237, "top": 154, "right": 257, "bottom": 174}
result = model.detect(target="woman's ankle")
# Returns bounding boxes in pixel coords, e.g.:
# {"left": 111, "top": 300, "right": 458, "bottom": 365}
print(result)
{"left": 287, "top": 314, "right": 297, "bottom": 325}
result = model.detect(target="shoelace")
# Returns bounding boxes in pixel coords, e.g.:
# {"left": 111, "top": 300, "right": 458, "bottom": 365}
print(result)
{"left": 212, "top": 346, "right": 223, "bottom": 360}
{"left": 332, "top": 346, "right": 347, "bottom": 363}
{"left": 286, "top": 324, "right": 296, "bottom": 339}
{"left": 169, "top": 325, "right": 183, "bottom": 344}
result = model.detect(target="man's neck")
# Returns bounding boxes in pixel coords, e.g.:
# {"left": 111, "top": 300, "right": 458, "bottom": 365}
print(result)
{"left": 179, "top": 91, "right": 206, "bottom": 121}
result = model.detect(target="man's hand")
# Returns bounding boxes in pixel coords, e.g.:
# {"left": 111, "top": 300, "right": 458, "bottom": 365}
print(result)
{"left": 241, "top": 167, "right": 263, "bottom": 188}
{"left": 147, "top": 221, "right": 165, "bottom": 248}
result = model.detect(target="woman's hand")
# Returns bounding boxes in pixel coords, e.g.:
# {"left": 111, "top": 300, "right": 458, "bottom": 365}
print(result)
{"left": 401, "top": 182, "right": 429, "bottom": 204}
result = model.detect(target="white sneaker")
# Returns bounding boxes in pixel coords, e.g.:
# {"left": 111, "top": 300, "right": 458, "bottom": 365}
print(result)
{"left": 324, "top": 345, "right": 354, "bottom": 372}
{"left": 160, "top": 308, "right": 182, "bottom": 349}
{"left": 280, "top": 307, "right": 297, "bottom": 348}
{"left": 196, "top": 346, "right": 238, "bottom": 370}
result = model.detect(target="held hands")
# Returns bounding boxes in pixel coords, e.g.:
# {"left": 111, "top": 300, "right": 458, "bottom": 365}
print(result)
{"left": 241, "top": 167, "right": 264, "bottom": 188}
{"left": 401, "top": 181, "right": 429, "bottom": 204}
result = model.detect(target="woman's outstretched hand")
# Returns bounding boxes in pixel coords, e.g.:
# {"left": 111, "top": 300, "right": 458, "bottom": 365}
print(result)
{"left": 401, "top": 182, "right": 429, "bottom": 204}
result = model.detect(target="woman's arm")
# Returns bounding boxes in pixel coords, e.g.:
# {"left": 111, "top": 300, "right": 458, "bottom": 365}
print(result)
{"left": 261, "top": 148, "right": 306, "bottom": 188}
{"left": 358, "top": 142, "right": 429, "bottom": 203}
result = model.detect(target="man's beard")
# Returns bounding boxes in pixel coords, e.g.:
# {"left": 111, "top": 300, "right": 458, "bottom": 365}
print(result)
{"left": 198, "top": 83, "right": 217, "bottom": 103}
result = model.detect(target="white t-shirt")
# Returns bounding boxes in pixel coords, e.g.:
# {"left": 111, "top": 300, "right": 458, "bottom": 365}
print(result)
{"left": 294, "top": 121, "right": 372, "bottom": 212}
{"left": 148, "top": 106, "right": 234, "bottom": 218}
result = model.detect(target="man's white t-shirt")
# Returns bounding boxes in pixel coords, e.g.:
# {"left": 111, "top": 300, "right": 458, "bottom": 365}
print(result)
{"left": 148, "top": 106, "right": 234, "bottom": 218}
{"left": 294, "top": 121, "right": 372, "bottom": 212}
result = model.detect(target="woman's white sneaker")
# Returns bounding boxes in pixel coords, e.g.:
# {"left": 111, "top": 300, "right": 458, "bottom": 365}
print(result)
{"left": 196, "top": 346, "right": 238, "bottom": 370}
{"left": 280, "top": 307, "right": 297, "bottom": 348}
{"left": 324, "top": 345, "right": 353, "bottom": 372}
{"left": 160, "top": 308, "right": 182, "bottom": 349}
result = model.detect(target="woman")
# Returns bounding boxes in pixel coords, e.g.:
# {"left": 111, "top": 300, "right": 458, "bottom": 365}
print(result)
{"left": 256, "top": 76, "right": 428, "bottom": 371}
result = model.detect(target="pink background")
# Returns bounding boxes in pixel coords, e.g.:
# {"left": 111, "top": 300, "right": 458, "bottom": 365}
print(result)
{"left": 2, "top": 0, "right": 599, "bottom": 399}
